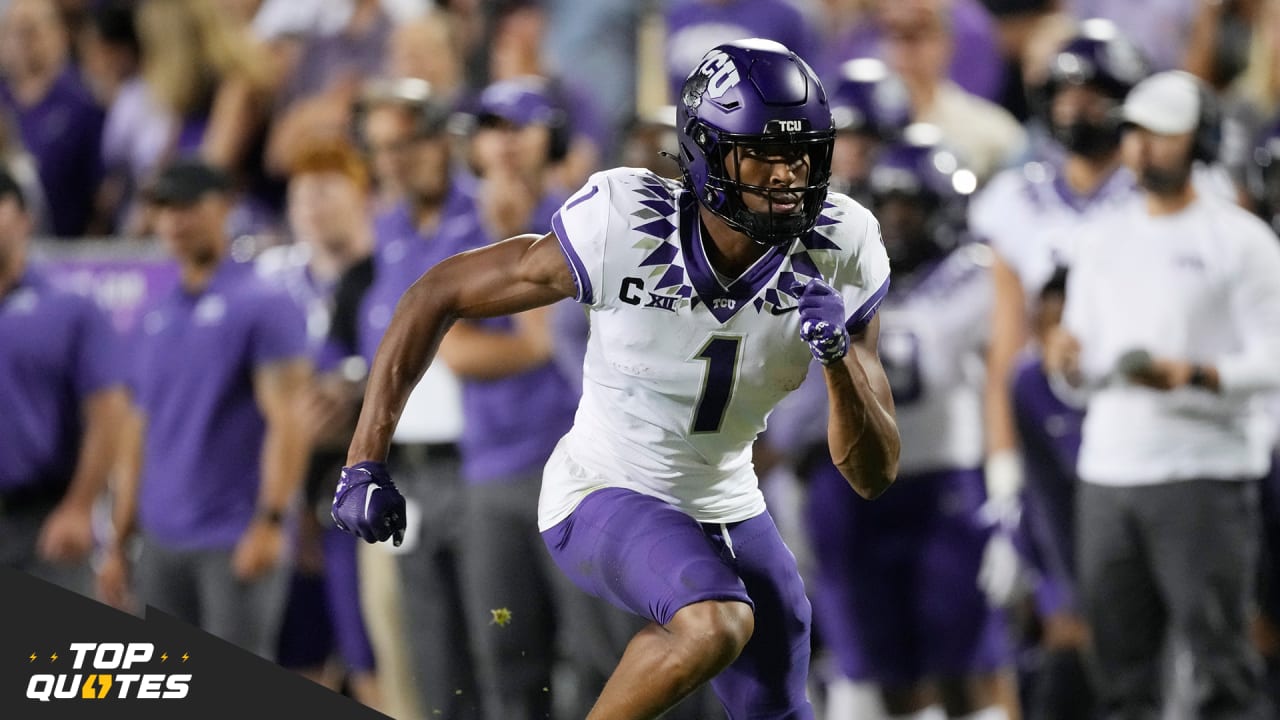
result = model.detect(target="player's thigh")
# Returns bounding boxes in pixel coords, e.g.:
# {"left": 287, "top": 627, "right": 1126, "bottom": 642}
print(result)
{"left": 708, "top": 510, "right": 814, "bottom": 716}
{"left": 805, "top": 460, "right": 923, "bottom": 686}
{"left": 320, "top": 527, "right": 376, "bottom": 674}
{"left": 917, "top": 470, "right": 1015, "bottom": 679}
{"left": 276, "top": 569, "right": 334, "bottom": 670}
{"left": 541, "top": 486, "right": 751, "bottom": 626}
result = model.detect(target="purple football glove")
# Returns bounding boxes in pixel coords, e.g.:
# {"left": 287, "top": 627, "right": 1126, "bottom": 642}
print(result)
{"left": 332, "top": 461, "right": 406, "bottom": 546}
{"left": 794, "top": 278, "right": 849, "bottom": 365}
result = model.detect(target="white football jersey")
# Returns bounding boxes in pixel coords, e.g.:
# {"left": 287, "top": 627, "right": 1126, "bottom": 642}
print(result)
{"left": 539, "top": 167, "right": 891, "bottom": 529}
{"left": 878, "top": 244, "right": 993, "bottom": 475}
{"left": 969, "top": 161, "right": 1238, "bottom": 302}
{"left": 968, "top": 161, "right": 1137, "bottom": 301}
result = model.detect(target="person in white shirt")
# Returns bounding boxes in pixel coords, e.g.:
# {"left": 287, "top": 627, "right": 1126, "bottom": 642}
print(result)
{"left": 1045, "top": 70, "right": 1280, "bottom": 720}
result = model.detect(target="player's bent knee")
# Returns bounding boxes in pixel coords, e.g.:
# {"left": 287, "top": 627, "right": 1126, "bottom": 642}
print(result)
{"left": 669, "top": 599, "right": 755, "bottom": 662}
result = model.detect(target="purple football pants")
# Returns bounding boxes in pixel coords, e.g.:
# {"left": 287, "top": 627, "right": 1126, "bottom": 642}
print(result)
{"left": 276, "top": 526, "right": 376, "bottom": 673}
{"left": 805, "top": 462, "right": 1013, "bottom": 687}
{"left": 542, "top": 486, "right": 814, "bottom": 719}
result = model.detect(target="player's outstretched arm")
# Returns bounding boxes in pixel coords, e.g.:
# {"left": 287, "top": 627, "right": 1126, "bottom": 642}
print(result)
{"left": 346, "top": 232, "right": 576, "bottom": 466}
{"left": 823, "top": 314, "right": 900, "bottom": 499}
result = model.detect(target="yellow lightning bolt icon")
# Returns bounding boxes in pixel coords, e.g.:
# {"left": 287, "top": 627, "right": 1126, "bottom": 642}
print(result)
{"left": 28, "top": 653, "right": 36, "bottom": 662}
{"left": 50, "top": 653, "right": 58, "bottom": 662}
{"left": 161, "top": 653, "right": 168, "bottom": 662}
{"left": 181, "top": 653, "right": 189, "bottom": 662}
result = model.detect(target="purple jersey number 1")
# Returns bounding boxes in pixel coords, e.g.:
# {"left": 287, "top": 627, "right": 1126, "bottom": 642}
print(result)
{"left": 691, "top": 335, "right": 742, "bottom": 433}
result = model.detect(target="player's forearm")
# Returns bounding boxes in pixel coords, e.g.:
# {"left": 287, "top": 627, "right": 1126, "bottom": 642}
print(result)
{"left": 65, "top": 387, "right": 128, "bottom": 509}
{"left": 824, "top": 346, "right": 900, "bottom": 499}
{"left": 984, "top": 375, "right": 1019, "bottom": 455}
{"left": 347, "top": 274, "right": 457, "bottom": 465}
{"left": 985, "top": 264, "right": 1028, "bottom": 455}
{"left": 348, "top": 235, "right": 570, "bottom": 464}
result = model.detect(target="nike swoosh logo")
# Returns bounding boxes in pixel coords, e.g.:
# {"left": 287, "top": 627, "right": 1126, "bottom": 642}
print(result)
{"left": 770, "top": 305, "right": 798, "bottom": 315}
{"left": 364, "top": 484, "right": 381, "bottom": 517}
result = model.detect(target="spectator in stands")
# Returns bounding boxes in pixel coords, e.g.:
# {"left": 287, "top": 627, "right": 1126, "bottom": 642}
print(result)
{"left": 95, "top": 157, "right": 312, "bottom": 661}
{"left": 132, "top": 0, "right": 278, "bottom": 236}
{"left": 385, "top": 8, "right": 466, "bottom": 110}
{"left": 0, "top": 0, "right": 107, "bottom": 237}
{"left": 540, "top": 0, "right": 641, "bottom": 168}
{"left": 1066, "top": 0, "right": 1200, "bottom": 73}
{"left": 263, "top": 0, "right": 394, "bottom": 179}
{"left": 0, "top": 105, "right": 47, "bottom": 231}
{"left": 78, "top": 0, "right": 151, "bottom": 235}
{"left": 1188, "top": 0, "right": 1277, "bottom": 209}
{"left": 663, "top": 0, "right": 819, "bottom": 108}
{"left": 973, "top": 0, "right": 1062, "bottom": 121}
{"left": 0, "top": 168, "right": 128, "bottom": 597}
{"left": 879, "top": 0, "right": 1027, "bottom": 183}
{"left": 483, "top": 2, "right": 607, "bottom": 195}
{"left": 353, "top": 76, "right": 483, "bottom": 719}
{"left": 816, "top": 0, "right": 1007, "bottom": 105}
{"left": 257, "top": 138, "right": 383, "bottom": 713}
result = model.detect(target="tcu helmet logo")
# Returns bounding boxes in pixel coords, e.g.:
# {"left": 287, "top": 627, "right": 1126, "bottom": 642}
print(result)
{"left": 694, "top": 50, "right": 741, "bottom": 100}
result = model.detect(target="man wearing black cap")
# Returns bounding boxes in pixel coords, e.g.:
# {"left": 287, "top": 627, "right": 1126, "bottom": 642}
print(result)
{"left": 0, "top": 168, "right": 128, "bottom": 597}
{"left": 96, "top": 157, "right": 313, "bottom": 661}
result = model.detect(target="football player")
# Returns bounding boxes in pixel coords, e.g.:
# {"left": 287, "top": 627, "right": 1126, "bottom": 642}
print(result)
{"left": 332, "top": 39, "right": 900, "bottom": 719}
{"left": 801, "top": 128, "right": 1018, "bottom": 720}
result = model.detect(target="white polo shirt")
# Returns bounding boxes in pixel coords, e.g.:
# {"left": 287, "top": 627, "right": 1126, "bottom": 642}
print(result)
{"left": 1063, "top": 192, "right": 1280, "bottom": 485}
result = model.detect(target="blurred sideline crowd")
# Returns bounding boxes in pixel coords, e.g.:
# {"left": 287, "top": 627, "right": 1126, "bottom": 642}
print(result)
{"left": 4, "top": 0, "right": 1280, "bottom": 719}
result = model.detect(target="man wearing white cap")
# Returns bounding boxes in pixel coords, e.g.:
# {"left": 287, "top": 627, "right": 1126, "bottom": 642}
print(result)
{"left": 1044, "top": 69, "right": 1280, "bottom": 718}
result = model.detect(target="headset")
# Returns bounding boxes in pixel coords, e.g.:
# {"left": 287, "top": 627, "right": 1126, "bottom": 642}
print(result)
{"left": 543, "top": 103, "right": 572, "bottom": 165}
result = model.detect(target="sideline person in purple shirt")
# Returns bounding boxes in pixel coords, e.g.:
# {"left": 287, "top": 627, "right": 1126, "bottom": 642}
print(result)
{"left": 353, "top": 76, "right": 484, "bottom": 719}
{"left": 256, "top": 139, "right": 382, "bottom": 710}
{"left": 444, "top": 76, "right": 617, "bottom": 720}
{"left": 0, "top": 0, "right": 107, "bottom": 237}
{"left": 0, "top": 168, "right": 127, "bottom": 597}
{"left": 96, "top": 158, "right": 312, "bottom": 661}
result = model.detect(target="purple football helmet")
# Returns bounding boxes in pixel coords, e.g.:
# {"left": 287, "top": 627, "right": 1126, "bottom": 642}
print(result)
{"left": 676, "top": 39, "right": 835, "bottom": 246}
{"left": 867, "top": 124, "right": 976, "bottom": 272}
{"left": 829, "top": 58, "right": 912, "bottom": 142}
{"left": 1030, "top": 19, "right": 1150, "bottom": 159}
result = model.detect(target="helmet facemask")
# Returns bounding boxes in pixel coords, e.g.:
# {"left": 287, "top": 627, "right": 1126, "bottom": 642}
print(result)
{"left": 1048, "top": 83, "right": 1125, "bottom": 161}
{"left": 691, "top": 122, "right": 835, "bottom": 247}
